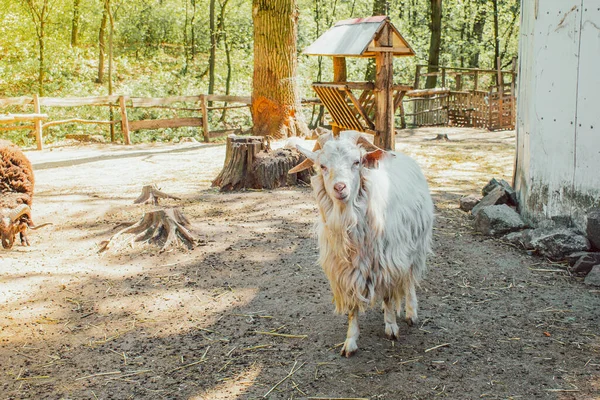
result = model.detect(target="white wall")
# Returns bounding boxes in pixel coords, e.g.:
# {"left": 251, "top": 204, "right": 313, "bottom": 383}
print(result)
{"left": 515, "top": 0, "right": 600, "bottom": 230}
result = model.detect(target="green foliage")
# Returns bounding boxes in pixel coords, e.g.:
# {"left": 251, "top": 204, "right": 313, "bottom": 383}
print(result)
{"left": 0, "top": 0, "right": 519, "bottom": 144}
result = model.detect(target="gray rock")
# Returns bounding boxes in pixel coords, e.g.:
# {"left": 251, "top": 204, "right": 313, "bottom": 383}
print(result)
{"left": 584, "top": 265, "right": 600, "bottom": 286}
{"left": 529, "top": 228, "right": 590, "bottom": 260}
{"left": 565, "top": 251, "right": 599, "bottom": 266}
{"left": 482, "top": 178, "right": 501, "bottom": 196}
{"left": 475, "top": 204, "right": 527, "bottom": 236}
{"left": 472, "top": 186, "right": 509, "bottom": 216}
{"left": 571, "top": 253, "right": 600, "bottom": 275}
{"left": 503, "top": 229, "right": 533, "bottom": 248}
{"left": 482, "top": 178, "right": 518, "bottom": 205}
{"left": 459, "top": 195, "right": 480, "bottom": 212}
{"left": 586, "top": 209, "right": 600, "bottom": 250}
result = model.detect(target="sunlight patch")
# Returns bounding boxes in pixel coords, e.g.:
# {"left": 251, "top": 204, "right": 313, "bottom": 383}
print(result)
{"left": 95, "top": 287, "right": 259, "bottom": 336}
{"left": 191, "top": 363, "right": 262, "bottom": 400}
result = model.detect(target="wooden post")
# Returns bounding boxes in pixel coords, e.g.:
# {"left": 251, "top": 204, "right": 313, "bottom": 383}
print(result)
{"left": 455, "top": 74, "right": 462, "bottom": 91}
{"left": 441, "top": 68, "right": 446, "bottom": 88}
{"left": 474, "top": 70, "right": 479, "bottom": 91}
{"left": 201, "top": 94, "right": 210, "bottom": 142}
{"left": 413, "top": 65, "right": 421, "bottom": 89}
{"left": 32, "top": 94, "right": 43, "bottom": 150}
{"left": 332, "top": 57, "right": 347, "bottom": 83}
{"left": 332, "top": 56, "right": 347, "bottom": 136}
{"left": 374, "top": 24, "right": 394, "bottom": 150}
{"left": 119, "top": 96, "right": 131, "bottom": 145}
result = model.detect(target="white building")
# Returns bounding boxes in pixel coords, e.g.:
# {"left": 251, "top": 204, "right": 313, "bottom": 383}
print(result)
{"left": 515, "top": 0, "right": 600, "bottom": 230}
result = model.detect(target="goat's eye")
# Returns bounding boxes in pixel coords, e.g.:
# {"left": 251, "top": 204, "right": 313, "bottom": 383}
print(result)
{"left": 353, "top": 160, "right": 360, "bottom": 167}
{"left": 320, "top": 165, "right": 327, "bottom": 171}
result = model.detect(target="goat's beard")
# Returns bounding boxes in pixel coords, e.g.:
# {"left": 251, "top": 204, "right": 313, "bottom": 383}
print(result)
{"left": 311, "top": 173, "right": 376, "bottom": 312}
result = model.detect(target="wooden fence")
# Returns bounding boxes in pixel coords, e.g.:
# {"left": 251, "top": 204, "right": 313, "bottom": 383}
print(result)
{"left": 0, "top": 94, "right": 251, "bottom": 150}
{"left": 406, "top": 63, "right": 517, "bottom": 131}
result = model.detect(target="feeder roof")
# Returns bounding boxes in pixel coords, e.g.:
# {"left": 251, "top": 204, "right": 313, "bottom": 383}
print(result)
{"left": 303, "top": 16, "right": 415, "bottom": 58}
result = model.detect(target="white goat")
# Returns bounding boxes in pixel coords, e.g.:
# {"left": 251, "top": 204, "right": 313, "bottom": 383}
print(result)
{"left": 290, "top": 130, "right": 434, "bottom": 357}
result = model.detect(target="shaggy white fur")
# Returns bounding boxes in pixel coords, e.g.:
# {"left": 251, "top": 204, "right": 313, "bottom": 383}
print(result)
{"left": 297, "top": 130, "right": 434, "bottom": 357}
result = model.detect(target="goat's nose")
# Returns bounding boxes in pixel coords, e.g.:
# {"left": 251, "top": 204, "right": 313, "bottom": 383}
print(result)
{"left": 334, "top": 183, "right": 346, "bottom": 193}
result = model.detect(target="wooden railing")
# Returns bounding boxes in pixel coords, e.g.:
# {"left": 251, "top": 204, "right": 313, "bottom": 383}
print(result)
{"left": 0, "top": 94, "right": 251, "bottom": 150}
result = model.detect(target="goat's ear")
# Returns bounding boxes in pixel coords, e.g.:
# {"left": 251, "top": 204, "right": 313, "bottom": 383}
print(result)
{"left": 289, "top": 145, "right": 318, "bottom": 174}
{"left": 362, "top": 149, "right": 386, "bottom": 168}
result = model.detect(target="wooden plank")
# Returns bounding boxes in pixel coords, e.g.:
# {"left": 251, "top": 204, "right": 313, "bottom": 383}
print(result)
{"left": 392, "top": 84, "right": 414, "bottom": 91}
{"left": 130, "top": 96, "right": 202, "bottom": 108}
{"left": 0, "top": 125, "right": 35, "bottom": 131}
{"left": 316, "top": 86, "right": 362, "bottom": 131}
{"left": 0, "top": 97, "right": 34, "bottom": 107}
{"left": 43, "top": 119, "right": 117, "bottom": 129}
{"left": 205, "top": 95, "right": 251, "bottom": 104}
{"left": 33, "top": 95, "right": 44, "bottom": 150}
{"left": 365, "top": 47, "right": 413, "bottom": 54}
{"left": 119, "top": 96, "right": 131, "bottom": 145}
{"left": 129, "top": 117, "right": 204, "bottom": 131}
{"left": 415, "top": 64, "right": 514, "bottom": 74}
{"left": 39, "top": 95, "right": 120, "bottom": 107}
{"left": 312, "top": 82, "right": 374, "bottom": 90}
{"left": 344, "top": 89, "right": 374, "bottom": 129}
{"left": 406, "top": 88, "right": 450, "bottom": 97}
{"left": 206, "top": 104, "right": 249, "bottom": 111}
{"left": 0, "top": 113, "right": 48, "bottom": 123}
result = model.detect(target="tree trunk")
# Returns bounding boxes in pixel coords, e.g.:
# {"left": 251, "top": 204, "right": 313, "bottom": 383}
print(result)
{"left": 71, "top": 0, "right": 81, "bottom": 47}
{"left": 24, "top": 0, "right": 49, "bottom": 96}
{"left": 425, "top": 0, "right": 442, "bottom": 89}
{"left": 99, "top": 208, "right": 197, "bottom": 253}
{"left": 107, "top": 0, "right": 115, "bottom": 141}
{"left": 97, "top": 1, "right": 108, "bottom": 84}
{"left": 469, "top": 1, "right": 486, "bottom": 68}
{"left": 218, "top": 0, "right": 231, "bottom": 123}
{"left": 190, "top": 0, "right": 197, "bottom": 59}
{"left": 183, "top": 0, "right": 189, "bottom": 72}
{"left": 212, "top": 135, "right": 311, "bottom": 191}
{"left": 251, "top": 0, "right": 308, "bottom": 139}
{"left": 492, "top": 0, "right": 502, "bottom": 77}
{"left": 134, "top": 185, "right": 181, "bottom": 205}
{"left": 208, "top": 0, "right": 216, "bottom": 103}
{"left": 37, "top": 27, "right": 45, "bottom": 96}
{"left": 364, "top": 0, "right": 387, "bottom": 81}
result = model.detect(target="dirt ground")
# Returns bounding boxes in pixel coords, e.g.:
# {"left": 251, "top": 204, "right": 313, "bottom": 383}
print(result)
{"left": 1, "top": 128, "right": 599, "bottom": 400}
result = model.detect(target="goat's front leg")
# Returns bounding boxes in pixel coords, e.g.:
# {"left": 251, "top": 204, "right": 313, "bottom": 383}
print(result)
{"left": 341, "top": 307, "right": 359, "bottom": 357}
{"left": 383, "top": 297, "right": 400, "bottom": 340}
{"left": 403, "top": 276, "right": 418, "bottom": 326}
{"left": 19, "top": 228, "right": 30, "bottom": 246}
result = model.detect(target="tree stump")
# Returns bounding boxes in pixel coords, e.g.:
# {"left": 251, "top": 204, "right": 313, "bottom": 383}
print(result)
{"left": 99, "top": 208, "right": 197, "bottom": 253}
{"left": 134, "top": 184, "right": 181, "bottom": 205}
{"left": 212, "top": 134, "right": 311, "bottom": 191}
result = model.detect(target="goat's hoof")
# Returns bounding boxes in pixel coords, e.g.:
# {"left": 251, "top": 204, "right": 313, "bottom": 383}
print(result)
{"left": 385, "top": 323, "right": 400, "bottom": 340}
{"left": 340, "top": 340, "right": 358, "bottom": 358}
{"left": 405, "top": 316, "right": 417, "bottom": 327}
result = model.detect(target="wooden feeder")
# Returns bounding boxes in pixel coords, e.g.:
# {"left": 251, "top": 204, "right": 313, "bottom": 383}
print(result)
{"left": 303, "top": 16, "right": 415, "bottom": 150}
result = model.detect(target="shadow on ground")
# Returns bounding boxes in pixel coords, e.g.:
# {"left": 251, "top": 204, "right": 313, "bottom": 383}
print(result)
{"left": 1, "top": 128, "right": 598, "bottom": 399}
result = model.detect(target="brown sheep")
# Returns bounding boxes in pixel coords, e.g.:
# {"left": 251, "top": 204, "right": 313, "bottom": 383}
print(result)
{"left": 0, "top": 140, "right": 37, "bottom": 249}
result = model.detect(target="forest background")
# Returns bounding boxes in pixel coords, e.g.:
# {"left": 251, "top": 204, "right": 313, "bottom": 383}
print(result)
{"left": 0, "top": 0, "right": 520, "bottom": 145}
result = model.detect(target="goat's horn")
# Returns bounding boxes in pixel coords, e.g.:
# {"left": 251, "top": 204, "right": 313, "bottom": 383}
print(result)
{"left": 29, "top": 222, "right": 52, "bottom": 230}
{"left": 8, "top": 204, "right": 31, "bottom": 222}
{"left": 288, "top": 139, "right": 323, "bottom": 174}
